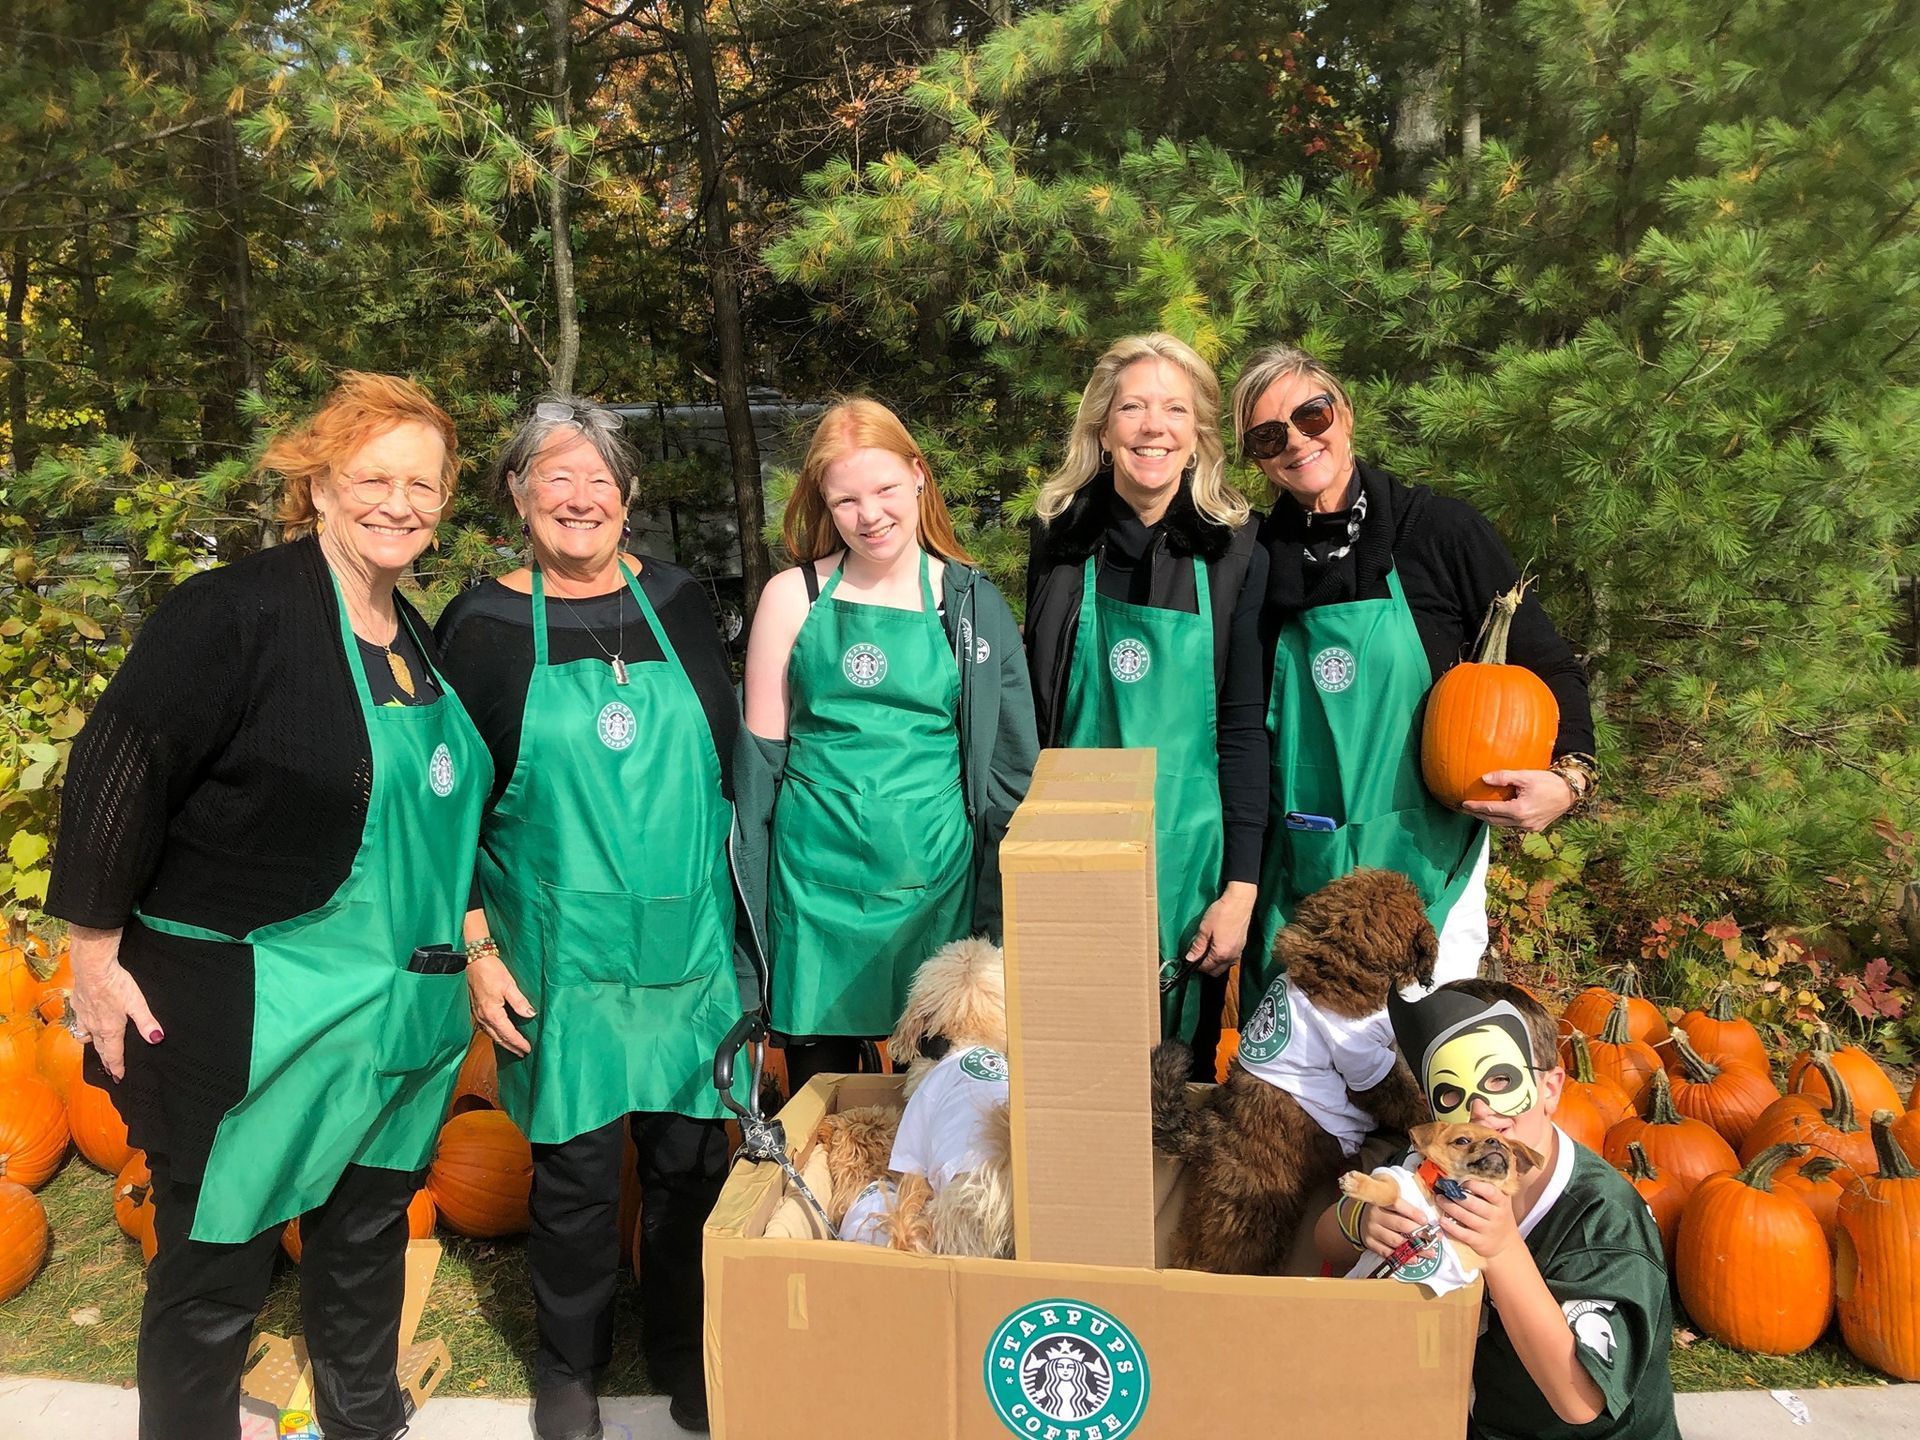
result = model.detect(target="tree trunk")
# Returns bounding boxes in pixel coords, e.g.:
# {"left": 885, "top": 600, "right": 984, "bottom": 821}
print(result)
{"left": 547, "top": 0, "right": 580, "bottom": 394}
{"left": 200, "top": 116, "right": 259, "bottom": 453}
{"left": 677, "top": 0, "right": 771, "bottom": 613}
{"left": 914, "top": 0, "right": 953, "bottom": 367}
{"left": 1460, "top": 0, "right": 1483, "bottom": 160}
{"left": 4, "top": 243, "right": 31, "bottom": 474}
{"left": 1388, "top": 3, "right": 1449, "bottom": 189}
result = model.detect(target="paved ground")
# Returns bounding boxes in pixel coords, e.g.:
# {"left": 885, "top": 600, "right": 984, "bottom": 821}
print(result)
{"left": 2, "top": 1374, "right": 1914, "bottom": 1436}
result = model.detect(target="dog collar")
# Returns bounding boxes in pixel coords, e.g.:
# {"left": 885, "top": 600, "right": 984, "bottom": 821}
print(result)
{"left": 1417, "top": 1158, "right": 1470, "bottom": 1204}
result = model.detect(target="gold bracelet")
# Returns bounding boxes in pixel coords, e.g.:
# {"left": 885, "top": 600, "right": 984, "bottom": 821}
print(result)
{"left": 1549, "top": 753, "right": 1598, "bottom": 816}
{"left": 467, "top": 935, "right": 501, "bottom": 963}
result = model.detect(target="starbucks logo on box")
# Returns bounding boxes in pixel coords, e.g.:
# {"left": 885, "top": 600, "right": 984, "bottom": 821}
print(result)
{"left": 843, "top": 642, "right": 888, "bottom": 688}
{"left": 597, "top": 701, "right": 637, "bottom": 751}
{"left": 1108, "top": 638, "right": 1151, "bottom": 684}
{"left": 985, "top": 1299, "right": 1149, "bottom": 1439}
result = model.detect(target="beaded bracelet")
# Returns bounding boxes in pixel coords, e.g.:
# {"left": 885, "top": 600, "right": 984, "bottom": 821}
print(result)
{"left": 467, "top": 935, "right": 501, "bottom": 963}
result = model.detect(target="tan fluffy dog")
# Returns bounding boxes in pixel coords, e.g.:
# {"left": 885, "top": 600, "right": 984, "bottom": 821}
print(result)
{"left": 812, "top": 936, "right": 1014, "bottom": 1257}
{"left": 1149, "top": 869, "right": 1438, "bottom": 1274}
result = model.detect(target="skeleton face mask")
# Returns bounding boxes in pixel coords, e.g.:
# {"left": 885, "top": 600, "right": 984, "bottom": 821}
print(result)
{"left": 1424, "top": 1018, "right": 1539, "bottom": 1123}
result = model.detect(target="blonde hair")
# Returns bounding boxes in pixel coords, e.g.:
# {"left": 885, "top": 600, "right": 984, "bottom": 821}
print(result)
{"left": 262, "top": 372, "right": 459, "bottom": 540}
{"left": 1229, "top": 344, "right": 1355, "bottom": 456}
{"left": 782, "top": 398, "right": 975, "bottom": 566}
{"left": 1035, "top": 333, "right": 1247, "bottom": 528}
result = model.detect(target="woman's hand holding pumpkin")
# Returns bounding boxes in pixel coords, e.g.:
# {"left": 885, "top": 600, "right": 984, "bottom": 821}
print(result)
{"left": 68, "top": 922, "right": 163, "bottom": 1082}
{"left": 1460, "top": 769, "right": 1575, "bottom": 833}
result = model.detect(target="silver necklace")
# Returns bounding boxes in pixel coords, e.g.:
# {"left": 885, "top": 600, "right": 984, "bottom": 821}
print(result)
{"left": 551, "top": 587, "right": 629, "bottom": 685}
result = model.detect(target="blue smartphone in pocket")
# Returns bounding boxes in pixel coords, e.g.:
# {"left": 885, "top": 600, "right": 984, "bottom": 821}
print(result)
{"left": 1283, "top": 811, "right": 1339, "bottom": 833}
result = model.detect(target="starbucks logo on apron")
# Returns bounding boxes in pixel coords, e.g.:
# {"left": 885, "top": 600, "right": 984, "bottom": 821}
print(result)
{"left": 597, "top": 701, "right": 637, "bottom": 751}
{"left": 959, "top": 616, "right": 991, "bottom": 664}
{"left": 985, "top": 1299, "right": 1149, "bottom": 1439}
{"left": 1237, "top": 976, "right": 1293, "bottom": 1064}
{"left": 1311, "top": 645, "right": 1357, "bottom": 693}
{"left": 959, "top": 1047, "right": 1009, "bottom": 1083}
{"left": 843, "top": 642, "right": 888, "bottom": 688}
{"left": 427, "top": 743, "right": 455, "bottom": 798}
{"left": 1108, "top": 637, "right": 1151, "bottom": 684}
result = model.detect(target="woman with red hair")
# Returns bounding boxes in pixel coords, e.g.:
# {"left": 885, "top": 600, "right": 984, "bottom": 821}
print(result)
{"left": 47, "top": 372, "right": 490, "bottom": 1440}
{"left": 741, "top": 398, "right": 1036, "bottom": 1090}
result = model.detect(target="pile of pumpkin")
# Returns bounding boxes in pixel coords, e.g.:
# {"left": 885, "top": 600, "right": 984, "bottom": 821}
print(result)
{"left": 1558, "top": 969, "right": 1920, "bottom": 1380}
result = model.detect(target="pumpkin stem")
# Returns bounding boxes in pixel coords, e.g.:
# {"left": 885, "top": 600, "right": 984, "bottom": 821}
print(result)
{"left": 1474, "top": 579, "right": 1533, "bottom": 667}
{"left": 1644, "top": 1067, "right": 1683, "bottom": 1126}
{"left": 1624, "top": 1141, "right": 1661, "bottom": 1181}
{"left": 1610, "top": 965, "right": 1646, "bottom": 1000}
{"left": 1799, "top": 1156, "right": 1845, "bottom": 1184}
{"left": 1706, "top": 983, "right": 1741, "bottom": 1025}
{"left": 1600, "top": 995, "right": 1635, "bottom": 1046}
{"left": 1567, "top": 1028, "right": 1600, "bottom": 1084}
{"left": 1735, "top": 1141, "right": 1808, "bottom": 1192}
{"left": 1869, "top": 1110, "right": 1919, "bottom": 1180}
{"left": 1666, "top": 1029, "right": 1722, "bottom": 1084}
{"left": 1808, "top": 1054, "right": 1861, "bottom": 1135}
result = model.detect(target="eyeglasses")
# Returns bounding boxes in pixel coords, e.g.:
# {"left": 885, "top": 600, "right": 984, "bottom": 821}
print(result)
{"left": 342, "top": 473, "right": 449, "bottom": 514}
{"left": 535, "top": 399, "right": 621, "bottom": 431}
{"left": 1241, "top": 394, "right": 1339, "bottom": 460}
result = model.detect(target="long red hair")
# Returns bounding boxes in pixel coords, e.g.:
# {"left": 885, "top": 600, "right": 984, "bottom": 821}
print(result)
{"left": 782, "top": 398, "right": 973, "bottom": 566}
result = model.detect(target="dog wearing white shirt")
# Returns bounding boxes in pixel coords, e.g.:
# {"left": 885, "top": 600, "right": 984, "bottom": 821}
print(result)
{"left": 1150, "top": 869, "right": 1438, "bottom": 1274}
{"left": 819, "top": 936, "right": 1015, "bottom": 1257}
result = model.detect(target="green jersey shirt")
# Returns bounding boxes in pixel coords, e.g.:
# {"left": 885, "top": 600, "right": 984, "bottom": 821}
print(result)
{"left": 1469, "top": 1128, "right": 1680, "bottom": 1440}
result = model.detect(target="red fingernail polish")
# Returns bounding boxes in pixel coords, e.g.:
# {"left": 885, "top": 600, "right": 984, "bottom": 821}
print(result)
{"left": 148, "top": 1028, "right": 165, "bottom": 1042}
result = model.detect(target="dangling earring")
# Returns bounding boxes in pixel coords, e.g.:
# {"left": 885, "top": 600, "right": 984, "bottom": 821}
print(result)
{"left": 315, "top": 516, "right": 326, "bottom": 537}
{"left": 521, "top": 521, "right": 530, "bottom": 537}
{"left": 622, "top": 522, "right": 632, "bottom": 543}
{"left": 1099, "top": 448, "right": 1112, "bottom": 469}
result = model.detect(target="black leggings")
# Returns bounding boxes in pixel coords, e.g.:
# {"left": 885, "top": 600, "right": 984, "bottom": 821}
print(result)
{"left": 140, "top": 1159, "right": 416, "bottom": 1440}
{"left": 780, "top": 1036, "right": 879, "bottom": 1094}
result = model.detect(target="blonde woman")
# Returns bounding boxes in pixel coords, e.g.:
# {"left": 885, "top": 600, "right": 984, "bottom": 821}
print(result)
{"left": 1025, "top": 334, "right": 1269, "bottom": 1065}
{"left": 742, "top": 398, "right": 1036, "bottom": 1092}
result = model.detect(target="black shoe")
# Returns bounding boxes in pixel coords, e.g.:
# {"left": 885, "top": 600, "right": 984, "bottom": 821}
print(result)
{"left": 668, "top": 1388, "right": 710, "bottom": 1433}
{"left": 534, "top": 1373, "right": 604, "bottom": 1440}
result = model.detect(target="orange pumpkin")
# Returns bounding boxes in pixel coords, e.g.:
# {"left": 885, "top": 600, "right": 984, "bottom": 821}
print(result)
{"left": 1420, "top": 581, "right": 1558, "bottom": 808}
{"left": 1834, "top": 1111, "right": 1920, "bottom": 1380}
{"left": 1561, "top": 1029, "right": 1634, "bottom": 1131}
{"left": 1890, "top": 1109, "right": 1920, "bottom": 1169}
{"left": 1774, "top": 1154, "right": 1847, "bottom": 1246}
{"left": 427, "top": 1110, "right": 533, "bottom": 1238}
{"left": 1666, "top": 1030, "right": 1779, "bottom": 1149}
{"left": 1787, "top": 1025, "right": 1902, "bottom": 1118}
{"left": 1215, "top": 1029, "right": 1240, "bottom": 1084}
{"left": 284, "top": 1187, "right": 435, "bottom": 1262}
{"left": 32, "top": 950, "right": 72, "bottom": 1025}
{"left": 0, "top": 1076, "right": 70, "bottom": 1189}
{"left": 114, "top": 1151, "right": 156, "bottom": 1250}
{"left": 1562, "top": 967, "right": 1670, "bottom": 1049}
{"left": 0, "top": 1177, "right": 50, "bottom": 1302}
{"left": 1554, "top": 1079, "right": 1608, "bottom": 1152}
{"left": 1677, "top": 1142, "right": 1832, "bottom": 1355}
{"left": 1674, "top": 983, "right": 1769, "bottom": 1075}
{"left": 1740, "top": 1056, "right": 1877, "bottom": 1180}
{"left": 1603, "top": 1069, "right": 1738, "bottom": 1197}
{"left": 1586, "top": 999, "right": 1663, "bottom": 1113}
{"left": 448, "top": 1030, "right": 499, "bottom": 1116}
{"left": 34, "top": 1009, "right": 82, "bottom": 1102}
{"left": 67, "top": 1073, "right": 135, "bottom": 1172}
{"left": 0, "top": 930, "right": 47, "bottom": 1019}
{"left": 1619, "top": 1141, "right": 1684, "bottom": 1264}
{"left": 0, "top": 1013, "right": 39, "bottom": 1078}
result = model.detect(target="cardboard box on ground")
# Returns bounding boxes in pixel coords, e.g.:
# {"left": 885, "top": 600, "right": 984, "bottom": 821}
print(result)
{"left": 704, "top": 749, "right": 1479, "bottom": 1440}
{"left": 242, "top": 1238, "right": 449, "bottom": 1420}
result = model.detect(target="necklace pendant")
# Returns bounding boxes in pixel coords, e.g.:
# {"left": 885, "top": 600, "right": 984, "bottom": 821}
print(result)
{"left": 387, "top": 650, "right": 417, "bottom": 699}
{"left": 612, "top": 657, "right": 630, "bottom": 686}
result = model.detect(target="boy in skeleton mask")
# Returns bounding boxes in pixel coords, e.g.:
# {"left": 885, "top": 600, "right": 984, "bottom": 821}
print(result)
{"left": 1314, "top": 979, "right": 1681, "bottom": 1440}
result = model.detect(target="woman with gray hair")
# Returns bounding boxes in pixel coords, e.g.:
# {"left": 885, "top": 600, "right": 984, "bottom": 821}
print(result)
{"left": 436, "top": 396, "right": 763, "bottom": 1437}
{"left": 1024, "top": 334, "right": 1270, "bottom": 1066}
{"left": 1232, "top": 345, "right": 1595, "bottom": 1005}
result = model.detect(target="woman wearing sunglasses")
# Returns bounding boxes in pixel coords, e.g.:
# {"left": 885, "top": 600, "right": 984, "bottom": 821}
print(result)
{"left": 435, "top": 395, "right": 762, "bottom": 1436}
{"left": 1025, "top": 334, "right": 1270, "bottom": 1067}
{"left": 1233, "top": 345, "right": 1595, "bottom": 1002}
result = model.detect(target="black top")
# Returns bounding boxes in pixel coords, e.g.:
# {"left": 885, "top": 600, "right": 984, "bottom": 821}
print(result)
{"left": 1259, "top": 463, "right": 1595, "bottom": 759}
{"left": 1025, "top": 475, "right": 1271, "bottom": 884}
{"left": 46, "top": 536, "right": 442, "bottom": 1178}
{"left": 356, "top": 622, "right": 438, "bottom": 707}
{"left": 433, "top": 559, "right": 740, "bottom": 811}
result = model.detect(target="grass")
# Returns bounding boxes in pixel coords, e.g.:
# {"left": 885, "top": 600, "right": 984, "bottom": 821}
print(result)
{"left": 0, "top": 1152, "right": 654, "bottom": 1399}
{"left": 2, "top": 1149, "right": 1902, "bottom": 1399}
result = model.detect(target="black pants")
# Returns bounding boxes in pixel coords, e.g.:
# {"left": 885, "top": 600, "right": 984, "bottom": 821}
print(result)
{"left": 140, "top": 1158, "right": 417, "bottom": 1440}
{"left": 529, "top": 1111, "right": 730, "bottom": 1403}
{"left": 780, "top": 1037, "right": 871, "bottom": 1094}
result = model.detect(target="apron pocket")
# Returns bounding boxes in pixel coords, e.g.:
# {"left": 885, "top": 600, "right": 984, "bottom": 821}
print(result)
{"left": 858, "top": 782, "right": 964, "bottom": 891}
{"left": 377, "top": 966, "right": 471, "bottom": 1076}
{"left": 775, "top": 776, "right": 867, "bottom": 891}
{"left": 543, "top": 882, "right": 706, "bottom": 989}
{"left": 1280, "top": 823, "right": 1356, "bottom": 902}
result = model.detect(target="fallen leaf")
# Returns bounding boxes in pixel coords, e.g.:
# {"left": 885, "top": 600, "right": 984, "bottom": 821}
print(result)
{"left": 1673, "top": 1327, "right": 1697, "bottom": 1347}
{"left": 70, "top": 1306, "right": 103, "bottom": 1327}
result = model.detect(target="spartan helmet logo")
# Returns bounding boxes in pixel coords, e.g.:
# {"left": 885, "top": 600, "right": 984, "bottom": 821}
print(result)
{"left": 1020, "top": 1337, "right": 1112, "bottom": 1422}
{"left": 1563, "top": 1300, "right": 1619, "bottom": 1363}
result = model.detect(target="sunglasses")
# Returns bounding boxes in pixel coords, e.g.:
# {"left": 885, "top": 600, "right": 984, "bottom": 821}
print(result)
{"left": 535, "top": 399, "right": 621, "bottom": 431}
{"left": 1241, "top": 394, "right": 1338, "bottom": 461}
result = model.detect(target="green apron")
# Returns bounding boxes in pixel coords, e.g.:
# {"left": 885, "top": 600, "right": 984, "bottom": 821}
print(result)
{"left": 477, "top": 563, "right": 743, "bottom": 1143}
{"left": 1058, "top": 555, "right": 1225, "bottom": 1042}
{"left": 1249, "top": 566, "right": 1484, "bottom": 1000}
{"left": 139, "top": 578, "right": 490, "bottom": 1243}
{"left": 768, "top": 551, "right": 973, "bottom": 1038}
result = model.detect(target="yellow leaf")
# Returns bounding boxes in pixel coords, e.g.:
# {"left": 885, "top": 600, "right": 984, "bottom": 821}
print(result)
{"left": 227, "top": 85, "right": 247, "bottom": 114}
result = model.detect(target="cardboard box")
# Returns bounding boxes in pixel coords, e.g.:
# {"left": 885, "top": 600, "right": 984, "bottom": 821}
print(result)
{"left": 704, "top": 751, "right": 1478, "bottom": 1439}
{"left": 243, "top": 1238, "right": 450, "bottom": 1418}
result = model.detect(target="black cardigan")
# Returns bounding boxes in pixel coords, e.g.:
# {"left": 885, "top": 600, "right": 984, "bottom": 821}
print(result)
{"left": 1025, "top": 474, "right": 1271, "bottom": 884}
{"left": 1258, "top": 462, "right": 1595, "bottom": 759}
{"left": 46, "top": 536, "right": 426, "bottom": 1179}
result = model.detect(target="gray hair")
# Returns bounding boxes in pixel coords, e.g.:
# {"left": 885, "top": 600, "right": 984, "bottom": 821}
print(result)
{"left": 492, "top": 394, "right": 641, "bottom": 505}
{"left": 1229, "top": 345, "right": 1355, "bottom": 454}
